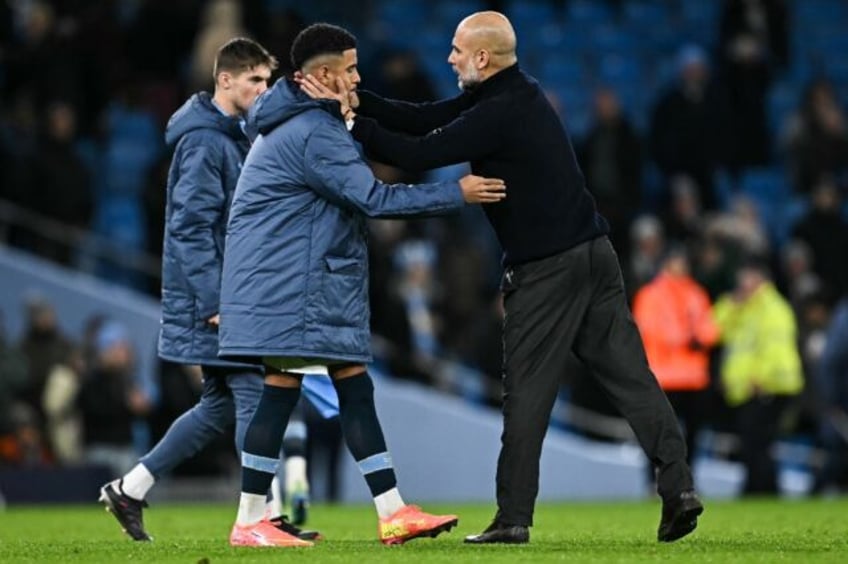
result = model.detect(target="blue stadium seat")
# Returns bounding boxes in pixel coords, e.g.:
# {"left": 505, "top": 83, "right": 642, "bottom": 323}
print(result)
{"left": 679, "top": 23, "right": 717, "bottom": 51}
{"left": 592, "top": 26, "right": 639, "bottom": 55}
{"left": 739, "top": 167, "right": 791, "bottom": 202}
{"left": 825, "top": 59, "right": 848, "bottom": 86}
{"left": 562, "top": 108, "right": 592, "bottom": 141}
{"left": 735, "top": 168, "right": 789, "bottom": 247}
{"left": 811, "top": 33, "right": 848, "bottom": 62}
{"left": 550, "top": 87, "right": 592, "bottom": 139}
{"left": 520, "top": 22, "right": 563, "bottom": 56}
{"left": 566, "top": 0, "right": 613, "bottom": 26}
{"left": 506, "top": 0, "right": 559, "bottom": 27}
{"left": 622, "top": 1, "right": 670, "bottom": 28}
{"left": 713, "top": 168, "right": 737, "bottom": 210}
{"left": 598, "top": 54, "right": 642, "bottom": 84}
{"left": 417, "top": 27, "right": 450, "bottom": 55}
{"left": 838, "top": 84, "right": 848, "bottom": 108}
{"left": 794, "top": 0, "right": 848, "bottom": 25}
{"left": 547, "top": 23, "right": 595, "bottom": 55}
{"left": 377, "top": 1, "right": 429, "bottom": 28}
{"left": 640, "top": 23, "right": 686, "bottom": 56}
{"left": 540, "top": 57, "right": 586, "bottom": 85}
{"left": 433, "top": 0, "right": 487, "bottom": 27}
{"left": 778, "top": 197, "right": 810, "bottom": 245}
{"left": 680, "top": 0, "right": 721, "bottom": 27}
{"left": 767, "top": 81, "right": 801, "bottom": 138}
{"left": 419, "top": 51, "right": 455, "bottom": 86}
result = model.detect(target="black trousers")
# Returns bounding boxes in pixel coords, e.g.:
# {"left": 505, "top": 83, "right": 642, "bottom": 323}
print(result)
{"left": 646, "top": 390, "right": 706, "bottom": 484}
{"left": 495, "top": 237, "right": 693, "bottom": 526}
{"left": 736, "top": 395, "right": 790, "bottom": 495}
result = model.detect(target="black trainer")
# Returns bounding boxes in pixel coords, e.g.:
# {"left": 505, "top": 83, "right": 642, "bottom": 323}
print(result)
{"left": 98, "top": 480, "right": 152, "bottom": 541}
{"left": 657, "top": 490, "right": 703, "bottom": 542}
{"left": 464, "top": 520, "right": 529, "bottom": 544}
{"left": 269, "top": 514, "right": 321, "bottom": 541}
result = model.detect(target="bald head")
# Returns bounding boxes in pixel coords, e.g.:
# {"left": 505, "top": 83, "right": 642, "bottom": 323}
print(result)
{"left": 458, "top": 11, "right": 517, "bottom": 66}
{"left": 449, "top": 11, "right": 517, "bottom": 90}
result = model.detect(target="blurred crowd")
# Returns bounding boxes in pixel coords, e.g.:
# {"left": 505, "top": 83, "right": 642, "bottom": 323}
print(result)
{"left": 1, "top": 0, "right": 847, "bottom": 494}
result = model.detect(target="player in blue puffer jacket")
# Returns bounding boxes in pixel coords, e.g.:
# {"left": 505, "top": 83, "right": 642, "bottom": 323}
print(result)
{"left": 98, "top": 38, "right": 322, "bottom": 542}
{"left": 221, "top": 24, "right": 506, "bottom": 547}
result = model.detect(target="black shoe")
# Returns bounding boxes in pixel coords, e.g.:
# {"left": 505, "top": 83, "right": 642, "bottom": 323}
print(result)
{"left": 464, "top": 520, "right": 529, "bottom": 544}
{"left": 98, "top": 480, "right": 152, "bottom": 541}
{"left": 269, "top": 515, "right": 321, "bottom": 541}
{"left": 657, "top": 490, "right": 703, "bottom": 542}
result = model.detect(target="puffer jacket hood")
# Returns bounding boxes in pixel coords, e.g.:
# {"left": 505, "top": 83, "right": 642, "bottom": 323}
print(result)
{"left": 219, "top": 81, "right": 466, "bottom": 362}
{"left": 165, "top": 92, "right": 243, "bottom": 147}
{"left": 250, "top": 78, "right": 340, "bottom": 135}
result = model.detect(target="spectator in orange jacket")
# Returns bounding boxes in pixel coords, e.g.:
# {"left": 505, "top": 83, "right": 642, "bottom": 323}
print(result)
{"left": 633, "top": 246, "right": 720, "bottom": 480}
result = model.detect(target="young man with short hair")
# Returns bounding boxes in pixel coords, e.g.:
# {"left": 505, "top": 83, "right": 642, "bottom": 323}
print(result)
{"left": 99, "top": 37, "right": 322, "bottom": 542}
{"left": 220, "top": 23, "right": 506, "bottom": 547}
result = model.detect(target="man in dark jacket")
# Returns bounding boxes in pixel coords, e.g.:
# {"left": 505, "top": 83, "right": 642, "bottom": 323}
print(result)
{"left": 219, "top": 23, "right": 505, "bottom": 547}
{"left": 98, "top": 38, "right": 320, "bottom": 543}
{"left": 299, "top": 11, "right": 702, "bottom": 545}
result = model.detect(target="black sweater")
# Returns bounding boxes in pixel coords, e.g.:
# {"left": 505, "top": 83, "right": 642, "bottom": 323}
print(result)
{"left": 352, "top": 64, "right": 609, "bottom": 266}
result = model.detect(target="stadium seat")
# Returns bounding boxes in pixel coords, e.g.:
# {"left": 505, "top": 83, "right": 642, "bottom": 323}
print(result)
{"left": 825, "top": 59, "right": 848, "bottom": 86}
{"left": 794, "top": 0, "right": 848, "bottom": 26}
{"left": 377, "top": 1, "right": 428, "bottom": 29}
{"left": 599, "top": 54, "right": 642, "bottom": 84}
{"left": 767, "top": 80, "right": 801, "bottom": 138}
{"left": 506, "top": 0, "right": 559, "bottom": 27}
{"left": 680, "top": 0, "right": 721, "bottom": 28}
{"left": 566, "top": 0, "right": 613, "bottom": 27}
{"left": 592, "top": 26, "right": 639, "bottom": 55}
{"left": 737, "top": 167, "right": 797, "bottom": 246}
{"left": 540, "top": 57, "right": 586, "bottom": 85}
{"left": 622, "top": 1, "right": 670, "bottom": 29}
{"left": 433, "top": 0, "right": 488, "bottom": 26}
{"left": 739, "top": 167, "right": 791, "bottom": 202}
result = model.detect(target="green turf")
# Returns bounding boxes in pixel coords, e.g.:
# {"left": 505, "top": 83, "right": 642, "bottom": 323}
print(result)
{"left": 1, "top": 499, "right": 846, "bottom": 563}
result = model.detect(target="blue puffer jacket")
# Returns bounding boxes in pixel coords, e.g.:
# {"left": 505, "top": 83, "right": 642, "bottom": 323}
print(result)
{"left": 159, "top": 92, "right": 249, "bottom": 366}
{"left": 219, "top": 79, "right": 465, "bottom": 362}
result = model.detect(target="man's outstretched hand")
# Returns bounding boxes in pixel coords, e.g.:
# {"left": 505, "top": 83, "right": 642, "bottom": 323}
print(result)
{"left": 296, "top": 74, "right": 359, "bottom": 116}
{"left": 459, "top": 175, "right": 506, "bottom": 204}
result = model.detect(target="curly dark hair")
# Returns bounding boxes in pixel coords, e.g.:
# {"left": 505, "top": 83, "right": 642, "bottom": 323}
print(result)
{"left": 290, "top": 23, "right": 356, "bottom": 71}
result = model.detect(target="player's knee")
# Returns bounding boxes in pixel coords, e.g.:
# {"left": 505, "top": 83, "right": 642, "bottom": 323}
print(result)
{"left": 333, "top": 370, "right": 373, "bottom": 409}
{"left": 196, "top": 395, "right": 235, "bottom": 430}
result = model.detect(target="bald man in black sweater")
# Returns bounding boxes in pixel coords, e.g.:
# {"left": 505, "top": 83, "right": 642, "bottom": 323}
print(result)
{"left": 300, "top": 11, "right": 703, "bottom": 545}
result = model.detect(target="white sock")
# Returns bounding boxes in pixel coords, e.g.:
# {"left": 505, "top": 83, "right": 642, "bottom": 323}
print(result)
{"left": 267, "top": 476, "right": 283, "bottom": 519}
{"left": 285, "top": 456, "right": 308, "bottom": 495}
{"left": 236, "top": 493, "right": 268, "bottom": 526}
{"left": 374, "top": 487, "right": 405, "bottom": 519}
{"left": 121, "top": 464, "right": 155, "bottom": 501}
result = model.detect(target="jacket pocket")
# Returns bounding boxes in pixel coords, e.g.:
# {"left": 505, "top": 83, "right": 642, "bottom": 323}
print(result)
{"left": 325, "top": 256, "right": 362, "bottom": 275}
{"left": 319, "top": 256, "right": 365, "bottom": 326}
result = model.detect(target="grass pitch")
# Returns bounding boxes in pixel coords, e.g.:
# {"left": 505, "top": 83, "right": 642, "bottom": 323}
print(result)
{"left": 1, "top": 498, "right": 846, "bottom": 563}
